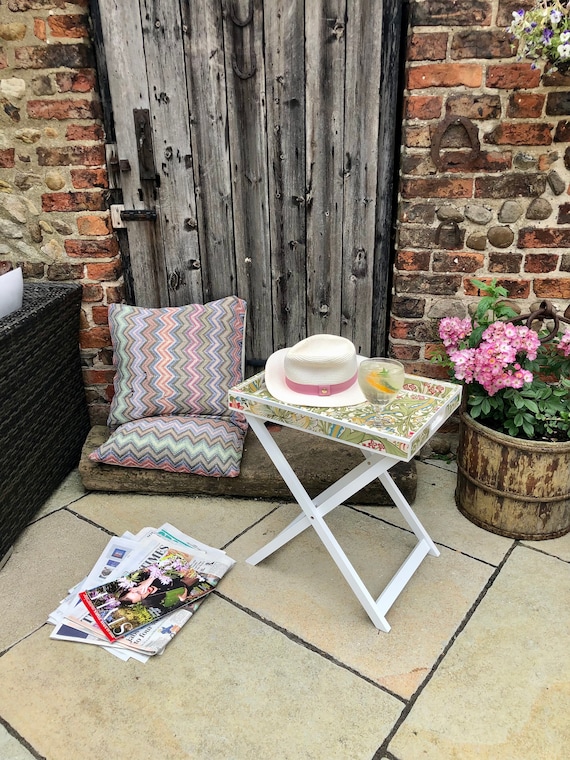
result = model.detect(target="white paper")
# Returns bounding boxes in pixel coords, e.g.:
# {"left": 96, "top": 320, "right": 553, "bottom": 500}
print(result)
{"left": 0, "top": 267, "right": 23, "bottom": 319}
{"left": 47, "top": 524, "right": 235, "bottom": 662}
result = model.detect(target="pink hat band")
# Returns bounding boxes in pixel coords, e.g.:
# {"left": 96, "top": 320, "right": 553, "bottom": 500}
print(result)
{"left": 285, "top": 371, "right": 358, "bottom": 398}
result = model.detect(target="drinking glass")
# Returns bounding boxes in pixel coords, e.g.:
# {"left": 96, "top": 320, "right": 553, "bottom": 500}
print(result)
{"left": 358, "top": 358, "right": 405, "bottom": 407}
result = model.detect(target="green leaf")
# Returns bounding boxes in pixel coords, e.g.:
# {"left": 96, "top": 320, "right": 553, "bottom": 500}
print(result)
{"left": 475, "top": 296, "right": 495, "bottom": 322}
{"left": 468, "top": 326, "right": 486, "bottom": 348}
{"left": 494, "top": 303, "right": 518, "bottom": 320}
{"left": 523, "top": 399, "right": 539, "bottom": 414}
{"left": 470, "top": 278, "right": 507, "bottom": 298}
{"left": 469, "top": 278, "right": 489, "bottom": 292}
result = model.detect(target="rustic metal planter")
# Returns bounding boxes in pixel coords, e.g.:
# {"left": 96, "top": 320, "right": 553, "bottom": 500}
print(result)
{"left": 455, "top": 411, "right": 570, "bottom": 540}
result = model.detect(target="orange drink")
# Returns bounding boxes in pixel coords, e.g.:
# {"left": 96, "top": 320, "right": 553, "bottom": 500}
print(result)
{"left": 358, "top": 358, "right": 405, "bottom": 406}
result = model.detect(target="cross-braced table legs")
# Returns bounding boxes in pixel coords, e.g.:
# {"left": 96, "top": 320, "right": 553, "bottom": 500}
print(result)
{"left": 245, "top": 415, "right": 439, "bottom": 632}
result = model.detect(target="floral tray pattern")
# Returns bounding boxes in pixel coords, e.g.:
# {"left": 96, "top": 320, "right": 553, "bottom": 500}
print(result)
{"left": 228, "top": 372, "right": 462, "bottom": 462}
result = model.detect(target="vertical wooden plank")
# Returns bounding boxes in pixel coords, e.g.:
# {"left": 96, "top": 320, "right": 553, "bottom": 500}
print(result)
{"left": 180, "top": 0, "right": 236, "bottom": 304}
{"left": 264, "top": 0, "right": 306, "bottom": 351}
{"left": 305, "top": 0, "right": 346, "bottom": 337}
{"left": 97, "top": 0, "right": 168, "bottom": 307}
{"left": 341, "top": 0, "right": 383, "bottom": 354}
{"left": 223, "top": 0, "right": 273, "bottom": 364}
{"left": 372, "top": 0, "right": 405, "bottom": 356}
{"left": 88, "top": 0, "right": 115, "bottom": 143}
{"left": 89, "top": 1, "right": 135, "bottom": 304}
{"left": 140, "top": 0, "right": 203, "bottom": 306}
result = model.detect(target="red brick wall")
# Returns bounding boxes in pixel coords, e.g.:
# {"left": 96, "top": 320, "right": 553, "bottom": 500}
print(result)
{"left": 0, "top": 0, "right": 117, "bottom": 424}
{"left": 391, "top": 0, "right": 570, "bottom": 378}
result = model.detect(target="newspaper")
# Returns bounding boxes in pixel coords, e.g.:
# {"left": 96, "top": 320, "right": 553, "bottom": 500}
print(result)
{"left": 48, "top": 524, "right": 235, "bottom": 662}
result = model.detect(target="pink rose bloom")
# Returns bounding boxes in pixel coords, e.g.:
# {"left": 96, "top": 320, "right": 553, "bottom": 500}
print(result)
{"left": 439, "top": 317, "right": 472, "bottom": 351}
{"left": 559, "top": 330, "right": 570, "bottom": 358}
{"left": 448, "top": 348, "right": 477, "bottom": 382}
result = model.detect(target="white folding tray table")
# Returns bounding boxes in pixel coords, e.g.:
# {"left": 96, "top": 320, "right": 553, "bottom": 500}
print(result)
{"left": 228, "top": 372, "right": 462, "bottom": 631}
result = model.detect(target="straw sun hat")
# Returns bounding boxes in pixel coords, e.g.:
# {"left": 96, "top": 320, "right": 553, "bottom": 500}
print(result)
{"left": 264, "top": 334, "right": 367, "bottom": 407}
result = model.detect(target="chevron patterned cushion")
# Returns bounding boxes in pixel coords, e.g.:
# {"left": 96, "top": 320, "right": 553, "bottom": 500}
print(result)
{"left": 89, "top": 415, "right": 248, "bottom": 477}
{"left": 107, "top": 296, "right": 247, "bottom": 429}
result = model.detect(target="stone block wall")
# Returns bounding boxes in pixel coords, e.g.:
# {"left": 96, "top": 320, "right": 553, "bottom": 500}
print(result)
{"left": 0, "top": 0, "right": 116, "bottom": 424}
{"left": 392, "top": 0, "right": 570, "bottom": 377}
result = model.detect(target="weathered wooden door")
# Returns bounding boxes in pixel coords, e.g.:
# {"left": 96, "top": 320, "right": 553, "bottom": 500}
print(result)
{"left": 91, "top": 0, "right": 403, "bottom": 367}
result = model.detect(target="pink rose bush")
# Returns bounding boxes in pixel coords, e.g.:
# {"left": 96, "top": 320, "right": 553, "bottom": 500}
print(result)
{"left": 435, "top": 280, "right": 570, "bottom": 442}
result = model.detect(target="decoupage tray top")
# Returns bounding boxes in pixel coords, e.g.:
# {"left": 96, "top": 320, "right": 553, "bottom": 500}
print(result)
{"left": 229, "top": 372, "right": 462, "bottom": 462}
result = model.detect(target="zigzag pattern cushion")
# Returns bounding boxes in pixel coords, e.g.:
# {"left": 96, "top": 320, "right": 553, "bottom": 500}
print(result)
{"left": 107, "top": 296, "right": 246, "bottom": 429}
{"left": 89, "top": 415, "right": 248, "bottom": 477}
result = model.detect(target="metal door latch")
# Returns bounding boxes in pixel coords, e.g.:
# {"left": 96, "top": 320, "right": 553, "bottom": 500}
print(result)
{"left": 110, "top": 204, "right": 157, "bottom": 229}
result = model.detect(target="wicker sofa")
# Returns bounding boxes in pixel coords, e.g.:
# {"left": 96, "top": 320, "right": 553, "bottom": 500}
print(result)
{"left": 0, "top": 282, "right": 90, "bottom": 564}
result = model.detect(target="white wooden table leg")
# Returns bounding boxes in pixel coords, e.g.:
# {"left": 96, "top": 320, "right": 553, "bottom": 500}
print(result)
{"left": 245, "top": 416, "right": 392, "bottom": 566}
{"left": 362, "top": 450, "right": 440, "bottom": 558}
{"left": 244, "top": 416, "right": 440, "bottom": 632}
{"left": 378, "top": 471, "right": 440, "bottom": 557}
{"left": 375, "top": 540, "right": 431, "bottom": 617}
{"left": 244, "top": 417, "right": 391, "bottom": 630}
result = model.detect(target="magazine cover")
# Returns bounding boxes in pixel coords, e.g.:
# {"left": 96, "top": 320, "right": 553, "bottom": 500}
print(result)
{"left": 79, "top": 546, "right": 216, "bottom": 642}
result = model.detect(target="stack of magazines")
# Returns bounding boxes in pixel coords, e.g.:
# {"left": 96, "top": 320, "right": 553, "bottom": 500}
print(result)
{"left": 48, "top": 523, "right": 235, "bottom": 663}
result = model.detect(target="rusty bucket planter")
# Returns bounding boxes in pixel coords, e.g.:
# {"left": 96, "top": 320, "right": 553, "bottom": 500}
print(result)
{"left": 456, "top": 411, "right": 570, "bottom": 540}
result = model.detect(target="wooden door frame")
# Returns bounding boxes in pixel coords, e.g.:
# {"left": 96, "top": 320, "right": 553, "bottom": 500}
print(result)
{"left": 89, "top": 0, "right": 136, "bottom": 304}
{"left": 373, "top": 0, "right": 407, "bottom": 355}
{"left": 88, "top": 0, "right": 407, "bottom": 357}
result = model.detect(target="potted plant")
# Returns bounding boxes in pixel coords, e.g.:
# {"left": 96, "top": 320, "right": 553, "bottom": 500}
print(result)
{"left": 508, "top": 1, "right": 570, "bottom": 74}
{"left": 434, "top": 280, "right": 570, "bottom": 539}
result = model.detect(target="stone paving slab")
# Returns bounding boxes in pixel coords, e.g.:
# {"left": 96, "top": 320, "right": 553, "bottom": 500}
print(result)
{"left": 221, "top": 503, "right": 495, "bottom": 699}
{"left": 353, "top": 461, "right": 514, "bottom": 567}
{"left": 70, "top": 491, "right": 278, "bottom": 550}
{"left": 0, "top": 725, "right": 35, "bottom": 760}
{"left": 0, "top": 598, "right": 403, "bottom": 760}
{"left": 0, "top": 510, "right": 111, "bottom": 651}
{"left": 32, "top": 469, "right": 86, "bottom": 520}
{"left": 388, "top": 545, "right": 570, "bottom": 759}
{"left": 2, "top": 464, "right": 568, "bottom": 759}
{"left": 521, "top": 532, "right": 570, "bottom": 562}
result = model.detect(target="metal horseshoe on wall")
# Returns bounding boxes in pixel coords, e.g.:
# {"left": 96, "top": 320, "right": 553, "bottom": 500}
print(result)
{"left": 229, "top": 0, "right": 253, "bottom": 26}
{"left": 229, "top": 0, "right": 257, "bottom": 79}
{"left": 435, "top": 220, "right": 462, "bottom": 247}
{"left": 232, "top": 52, "right": 257, "bottom": 79}
{"left": 431, "top": 115, "right": 481, "bottom": 172}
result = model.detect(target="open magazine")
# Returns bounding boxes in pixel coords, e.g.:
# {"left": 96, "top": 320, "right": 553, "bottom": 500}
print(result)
{"left": 47, "top": 523, "right": 235, "bottom": 662}
{"left": 80, "top": 547, "right": 217, "bottom": 641}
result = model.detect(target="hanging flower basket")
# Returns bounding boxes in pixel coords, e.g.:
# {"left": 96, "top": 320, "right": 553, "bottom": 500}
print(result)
{"left": 508, "top": 1, "right": 570, "bottom": 74}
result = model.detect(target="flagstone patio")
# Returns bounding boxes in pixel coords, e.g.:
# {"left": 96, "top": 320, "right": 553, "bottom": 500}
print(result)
{"left": 0, "top": 458, "right": 568, "bottom": 759}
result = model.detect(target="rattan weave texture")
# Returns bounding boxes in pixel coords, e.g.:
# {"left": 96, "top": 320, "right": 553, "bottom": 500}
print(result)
{"left": 0, "top": 282, "right": 90, "bottom": 563}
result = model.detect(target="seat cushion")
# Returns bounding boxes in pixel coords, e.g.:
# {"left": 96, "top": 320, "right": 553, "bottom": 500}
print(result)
{"left": 107, "top": 296, "right": 246, "bottom": 429}
{"left": 89, "top": 415, "right": 248, "bottom": 478}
